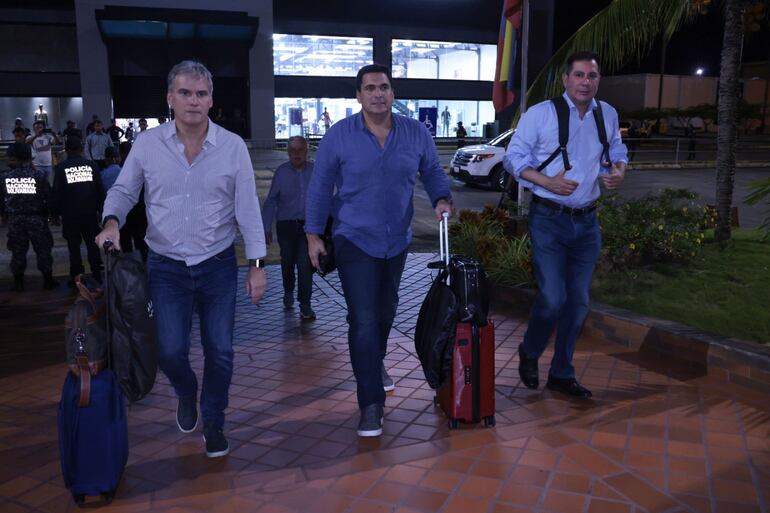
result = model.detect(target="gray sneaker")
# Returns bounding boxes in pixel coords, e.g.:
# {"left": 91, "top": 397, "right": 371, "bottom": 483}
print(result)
{"left": 357, "top": 404, "right": 384, "bottom": 437}
{"left": 382, "top": 365, "right": 395, "bottom": 392}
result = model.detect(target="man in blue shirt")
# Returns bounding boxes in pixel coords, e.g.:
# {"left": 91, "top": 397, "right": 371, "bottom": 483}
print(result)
{"left": 305, "top": 64, "right": 452, "bottom": 437}
{"left": 262, "top": 136, "right": 316, "bottom": 320}
{"left": 504, "top": 51, "right": 627, "bottom": 399}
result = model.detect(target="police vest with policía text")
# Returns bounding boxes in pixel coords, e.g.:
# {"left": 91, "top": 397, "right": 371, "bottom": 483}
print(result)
{"left": 1, "top": 166, "right": 48, "bottom": 216}
{"left": 64, "top": 165, "right": 95, "bottom": 184}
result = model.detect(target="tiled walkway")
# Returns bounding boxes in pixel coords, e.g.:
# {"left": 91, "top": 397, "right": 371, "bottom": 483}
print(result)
{"left": 1, "top": 254, "right": 769, "bottom": 513}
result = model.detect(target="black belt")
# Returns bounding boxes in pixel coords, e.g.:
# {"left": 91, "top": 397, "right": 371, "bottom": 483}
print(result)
{"left": 532, "top": 195, "right": 596, "bottom": 216}
{"left": 278, "top": 219, "right": 305, "bottom": 223}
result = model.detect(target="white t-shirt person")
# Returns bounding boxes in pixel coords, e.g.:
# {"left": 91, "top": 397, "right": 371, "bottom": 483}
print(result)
{"left": 27, "top": 133, "right": 56, "bottom": 167}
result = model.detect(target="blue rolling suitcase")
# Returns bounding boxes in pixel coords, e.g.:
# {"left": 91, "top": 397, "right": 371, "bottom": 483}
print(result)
{"left": 58, "top": 368, "right": 128, "bottom": 506}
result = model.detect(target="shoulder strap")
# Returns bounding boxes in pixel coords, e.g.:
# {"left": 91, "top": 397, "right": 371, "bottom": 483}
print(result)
{"left": 536, "top": 96, "right": 572, "bottom": 172}
{"left": 593, "top": 100, "right": 612, "bottom": 167}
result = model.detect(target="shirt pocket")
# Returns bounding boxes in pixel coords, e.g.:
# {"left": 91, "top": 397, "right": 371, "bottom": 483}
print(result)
{"left": 203, "top": 167, "right": 235, "bottom": 197}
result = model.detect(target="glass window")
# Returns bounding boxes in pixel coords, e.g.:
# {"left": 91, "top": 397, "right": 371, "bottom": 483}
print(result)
{"left": 274, "top": 97, "right": 362, "bottom": 138}
{"left": 273, "top": 34, "right": 373, "bottom": 77}
{"left": 392, "top": 39, "right": 496, "bottom": 81}
{"left": 395, "top": 99, "right": 496, "bottom": 137}
{"left": 275, "top": 97, "right": 496, "bottom": 139}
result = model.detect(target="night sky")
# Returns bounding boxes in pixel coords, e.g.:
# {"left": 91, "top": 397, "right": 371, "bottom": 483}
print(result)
{"left": 554, "top": 0, "right": 770, "bottom": 78}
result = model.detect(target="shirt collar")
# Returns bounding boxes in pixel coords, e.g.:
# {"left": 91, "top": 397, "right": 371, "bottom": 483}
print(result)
{"left": 562, "top": 92, "right": 598, "bottom": 112}
{"left": 164, "top": 118, "right": 218, "bottom": 147}
{"left": 354, "top": 110, "right": 400, "bottom": 132}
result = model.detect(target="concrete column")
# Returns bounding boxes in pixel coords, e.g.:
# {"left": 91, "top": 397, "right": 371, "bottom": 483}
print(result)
{"left": 247, "top": 6, "right": 275, "bottom": 148}
{"left": 74, "top": 0, "right": 112, "bottom": 128}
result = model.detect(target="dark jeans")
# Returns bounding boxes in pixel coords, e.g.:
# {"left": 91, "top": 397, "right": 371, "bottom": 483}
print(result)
{"left": 335, "top": 236, "right": 407, "bottom": 409}
{"left": 521, "top": 200, "right": 601, "bottom": 379}
{"left": 62, "top": 214, "right": 103, "bottom": 277}
{"left": 276, "top": 220, "right": 313, "bottom": 306}
{"left": 147, "top": 245, "right": 237, "bottom": 429}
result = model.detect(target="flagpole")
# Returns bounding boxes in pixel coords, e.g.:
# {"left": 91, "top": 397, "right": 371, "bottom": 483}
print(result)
{"left": 520, "top": 0, "right": 529, "bottom": 115}
{"left": 518, "top": 0, "right": 530, "bottom": 210}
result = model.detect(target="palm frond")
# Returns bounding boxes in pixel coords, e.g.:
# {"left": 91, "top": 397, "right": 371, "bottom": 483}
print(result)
{"left": 524, "top": 0, "right": 694, "bottom": 111}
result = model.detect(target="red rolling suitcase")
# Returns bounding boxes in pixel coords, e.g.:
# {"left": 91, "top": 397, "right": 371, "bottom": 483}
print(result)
{"left": 436, "top": 321, "right": 496, "bottom": 428}
{"left": 432, "top": 213, "right": 496, "bottom": 429}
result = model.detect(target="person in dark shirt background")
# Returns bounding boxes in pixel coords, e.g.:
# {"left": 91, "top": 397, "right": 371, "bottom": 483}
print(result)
{"left": 52, "top": 135, "right": 104, "bottom": 284}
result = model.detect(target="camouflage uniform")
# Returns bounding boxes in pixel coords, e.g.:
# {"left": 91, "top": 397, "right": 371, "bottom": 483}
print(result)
{"left": 0, "top": 165, "right": 54, "bottom": 276}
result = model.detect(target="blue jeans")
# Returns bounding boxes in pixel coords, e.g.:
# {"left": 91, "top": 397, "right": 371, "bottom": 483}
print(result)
{"left": 521, "top": 200, "right": 601, "bottom": 379}
{"left": 335, "top": 236, "right": 407, "bottom": 409}
{"left": 147, "top": 245, "right": 237, "bottom": 429}
{"left": 276, "top": 220, "right": 313, "bottom": 306}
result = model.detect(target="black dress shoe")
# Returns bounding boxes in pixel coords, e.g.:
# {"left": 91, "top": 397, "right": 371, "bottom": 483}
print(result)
{"left": 546, "top": 376, "right": 593, "bottom": 398}
{"left": 518, "top": 346, "right": 539, "bottom": 389}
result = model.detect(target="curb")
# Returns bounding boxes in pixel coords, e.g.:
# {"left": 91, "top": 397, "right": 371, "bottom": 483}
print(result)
{"left": 629, "top": 160, "right": 770, "bottom": 170}
{"left": 491, "top": 283, "right": 770, "bottom": 395}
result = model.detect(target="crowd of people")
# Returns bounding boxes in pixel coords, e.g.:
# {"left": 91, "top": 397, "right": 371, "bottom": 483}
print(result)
{"left": 1, "top": 52, "right": 627, "bottom": 459}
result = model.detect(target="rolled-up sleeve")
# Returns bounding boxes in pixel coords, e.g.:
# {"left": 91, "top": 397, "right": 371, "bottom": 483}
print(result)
{"left": 305, "top": 135, "right": 337, "bottom": 235}
{"left": 503, "top": 109, "right": 540, "bottom": 188}
{"left": 234, "top": 139, "right": 266, "bottom": 259}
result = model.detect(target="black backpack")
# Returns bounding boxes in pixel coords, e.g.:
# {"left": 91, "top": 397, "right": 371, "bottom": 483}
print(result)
{"left": 499, "top": 96, "right": 612, "bottom": 207}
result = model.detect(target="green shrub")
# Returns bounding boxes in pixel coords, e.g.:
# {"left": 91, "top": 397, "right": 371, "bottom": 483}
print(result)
{"left": 486, "top": 234, "right": 534, "bottom": 287}
{"left": 597, "top": 188, "right": 709, "bottom": 269}
{"left": 450, "top": 206, "right": 533, "bottom": 286}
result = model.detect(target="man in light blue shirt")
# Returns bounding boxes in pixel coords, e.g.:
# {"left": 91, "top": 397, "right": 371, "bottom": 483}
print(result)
{"left": 262, "top": 136, "right": 315, "bottom": 320}
{"left": 503, "top": 51, "right": 627, "bottom": 399}
{"left": 306, "top": 64, "right": 452, "bottom": 438}
{"left": 96, "top": 61, "right": 267, "bottom": 458}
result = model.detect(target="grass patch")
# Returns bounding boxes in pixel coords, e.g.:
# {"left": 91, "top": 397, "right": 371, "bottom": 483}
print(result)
{"left": 592, "top": 229, "right": 770, "bottom": 344}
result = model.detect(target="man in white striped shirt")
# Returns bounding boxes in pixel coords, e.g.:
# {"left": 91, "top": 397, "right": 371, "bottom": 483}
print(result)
{"left": 96, "top": 60, "right": 267, "bottom": 458}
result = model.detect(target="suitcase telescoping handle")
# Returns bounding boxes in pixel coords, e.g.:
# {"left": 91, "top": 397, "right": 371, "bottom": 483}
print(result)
{"left": 439, "top": 211, "right": 450, "bottom": 267}
{"left": 428, "top": 212, "right": 451, "bottom": 270}
{"left": 426, "top": 212, "right": 451, "bottom": 285}
{"left": 103, "top": 240, "right": 117, "bottom": 370}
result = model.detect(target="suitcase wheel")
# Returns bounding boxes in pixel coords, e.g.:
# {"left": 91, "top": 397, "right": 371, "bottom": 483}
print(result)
{"left": 448, "top": 418, "right": 460, "bottom": 430}
{"left": 483, "top": 415, "right": 496, "bottom": 427}
{"left": 102, "top": 491, "right": 115, "bottom": 504}
{"left": 73, "top": 494, "right": 86, "bottom": 507}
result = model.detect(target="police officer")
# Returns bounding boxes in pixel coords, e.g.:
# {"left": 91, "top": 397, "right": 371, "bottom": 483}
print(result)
{"left": 0, "top": 143, "right": 58, "bottom": 291}
{"left": 51, "top": 136, "right": 104, "bottom": 284}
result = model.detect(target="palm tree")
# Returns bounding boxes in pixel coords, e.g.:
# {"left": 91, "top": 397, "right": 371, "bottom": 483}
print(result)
{"left": 715, "top": 0, "right": 744, "bottom": 242}
{"left": 523, "top": 0, "right": 747, "bottom": 242}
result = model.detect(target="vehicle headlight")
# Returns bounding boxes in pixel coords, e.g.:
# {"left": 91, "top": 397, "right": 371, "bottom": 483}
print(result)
{"left": 470, "top": 154, "right": 495, "bottom": 163}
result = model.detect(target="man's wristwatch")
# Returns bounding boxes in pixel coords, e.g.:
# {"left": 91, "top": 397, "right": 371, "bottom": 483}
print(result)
{"left": 248, "top": 258, "right": 265, "bottom": 269}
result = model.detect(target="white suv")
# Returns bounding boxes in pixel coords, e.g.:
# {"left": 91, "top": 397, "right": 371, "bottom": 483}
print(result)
{"left": 449, "top": 129, "right": 513, "bottom": 191}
